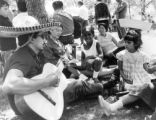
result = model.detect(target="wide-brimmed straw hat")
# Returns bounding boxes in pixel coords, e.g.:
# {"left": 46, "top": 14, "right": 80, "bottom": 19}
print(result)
{"left": 0, "top": 14, "right": 61, "bottom": 38}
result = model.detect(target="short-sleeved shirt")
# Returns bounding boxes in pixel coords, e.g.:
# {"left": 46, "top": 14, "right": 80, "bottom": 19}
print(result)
{"left": 3, "top": 46, "right": 44, "bottom": 115}
{"left": 0, "top": 15, "right": 17, "bottom": 51}
{"left": 97, "top": 33, "right": 117, "bottom": 54}
{"left": 116, "top": 50, "right": 154, "bottom": 86}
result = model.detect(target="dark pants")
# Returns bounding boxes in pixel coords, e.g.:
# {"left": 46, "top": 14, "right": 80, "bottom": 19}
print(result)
{"left": 64, "top": 80, "right": 103, "bottom": 104}
{"left": 84, "top": 58, "right": 103, "bottom": 72}
{"left": 134, "top": 81, "right": 156, "bottom": 111}
{"left": 112, "top": 46, "right": 125, "bottom": 56}
{"left": 59, "top": 34, "right": 74, "bottom": 45}
{"left": 115, "top": 20, "right": 126, "bottom": 39}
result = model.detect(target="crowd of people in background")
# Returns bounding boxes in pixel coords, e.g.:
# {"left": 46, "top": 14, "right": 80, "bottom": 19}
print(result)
{"left": 0, "top": 0, "right": 156, "bottom": 120}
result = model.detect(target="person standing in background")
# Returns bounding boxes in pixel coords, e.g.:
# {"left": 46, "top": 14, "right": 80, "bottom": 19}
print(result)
{"left": 77, "top": 0, "right": 89, "bottom": 29}
{"left": 113, "top": 0, "right": 127, "bottom": 39}
{"left": 114, "top": 0, "right": 127, "bottom": 19}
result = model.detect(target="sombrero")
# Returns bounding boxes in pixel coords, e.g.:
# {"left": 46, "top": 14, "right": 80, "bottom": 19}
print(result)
{"left": 119, "top": 19, "right": 152, "bottom": 31}
{"left": 0, "top": 15, "right": 61, "bottom": 38}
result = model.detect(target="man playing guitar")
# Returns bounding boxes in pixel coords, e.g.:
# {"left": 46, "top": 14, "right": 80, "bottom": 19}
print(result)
{"left": 1, "top": 9, "right": 103, "bottom": 120}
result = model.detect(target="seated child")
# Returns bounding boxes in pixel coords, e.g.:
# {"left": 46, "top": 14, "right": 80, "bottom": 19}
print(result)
{"left": 98, "top": 29, "right": 155, "bottom": 116}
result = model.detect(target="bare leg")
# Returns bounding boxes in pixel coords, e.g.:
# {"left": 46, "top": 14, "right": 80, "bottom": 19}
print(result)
{"left": 98, "top": 67, "right": 115, "bottom": 76}
{"left": 120, "top": 94, "right": 139, "bottom": 105}
{"left": 98, "top": 94, "right": 139, "bottom": 116}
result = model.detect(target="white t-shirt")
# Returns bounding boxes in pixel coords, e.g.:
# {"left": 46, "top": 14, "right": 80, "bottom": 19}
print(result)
{"left": 78, "top": 5, "right": 89, "bottom": 20}
{"left": 97, "top": 33, "right": 117, "bottom": 54}
{"left": 12, "top": 12, "right": 39, "bottom": 27}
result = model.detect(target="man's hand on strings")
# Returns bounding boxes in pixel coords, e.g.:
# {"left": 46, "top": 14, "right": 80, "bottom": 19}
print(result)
{"left": 45, "top": 73, "right": 60, "bottom": 87}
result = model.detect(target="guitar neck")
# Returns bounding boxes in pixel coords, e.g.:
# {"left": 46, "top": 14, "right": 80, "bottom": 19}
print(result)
{"left": 56, "top": 59, "right": 64, "bottom": 77}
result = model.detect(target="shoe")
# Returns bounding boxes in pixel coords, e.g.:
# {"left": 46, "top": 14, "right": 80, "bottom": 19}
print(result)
{"left": 98, "top": 95, "right": 112, "bottom": 116}
{"left": 144, "top": 115, "right": 152, "bottom": 120}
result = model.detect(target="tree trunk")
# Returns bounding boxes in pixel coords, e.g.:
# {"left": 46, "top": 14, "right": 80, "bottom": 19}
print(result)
{"left": 25, "top": 0, "right": 49, "bottom": 24}
{"left": 141, "top": 0, "right": 146, "bottom": 20}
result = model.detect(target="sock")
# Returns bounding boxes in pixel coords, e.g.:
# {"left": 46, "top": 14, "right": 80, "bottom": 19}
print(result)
{"left": 93, "top": 71, "right": 99, "bottom": 78}
{"left": 110, "top": 99, "right": 123, "bottom": 112}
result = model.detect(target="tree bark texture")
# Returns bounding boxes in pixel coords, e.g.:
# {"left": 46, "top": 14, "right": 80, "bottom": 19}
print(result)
{"left": 25, "top": 0, "right": 49, "bottom": 24}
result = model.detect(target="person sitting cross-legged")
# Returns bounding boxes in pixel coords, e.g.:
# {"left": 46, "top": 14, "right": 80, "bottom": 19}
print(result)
{"left": 80, "top": 27, "right": 103, "bottom": 83}
{"left": 67, "top": 26, "right": 120, "bottom": 88}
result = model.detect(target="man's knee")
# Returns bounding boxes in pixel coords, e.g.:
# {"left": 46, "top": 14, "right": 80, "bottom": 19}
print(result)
{"left": 93, "top": 58, "right": 103, "bottom": 71}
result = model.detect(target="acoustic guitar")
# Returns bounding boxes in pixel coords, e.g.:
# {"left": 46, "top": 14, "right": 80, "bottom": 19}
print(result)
{"left": 15, "top": 62, "right": 69, "bottom": 120}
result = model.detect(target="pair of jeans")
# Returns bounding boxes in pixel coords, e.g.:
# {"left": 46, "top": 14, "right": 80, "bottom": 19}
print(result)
{"left": 63, "top": 80, "right": 103, "bottom": 104}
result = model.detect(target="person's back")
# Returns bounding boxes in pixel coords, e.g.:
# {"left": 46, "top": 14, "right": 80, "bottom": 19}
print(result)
{"left": 52, "top": 1, "right": 74, "bottom": 45}
{"left": 94, "top": 0, "right": 111, "bottom": 24}
{"left": 53, "top": 12, "right": 74, "bottom": 36}
{"left": 94, "top": 0, "right": 111, "bottom": 31}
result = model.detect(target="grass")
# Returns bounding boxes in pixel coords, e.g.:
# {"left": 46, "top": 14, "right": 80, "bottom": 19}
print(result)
{"left": 60, "top": 98, "right": 152, "bottom": 120}
{"left": 0, "top": 86, "right": 152, "bottom": 120}
{"left": 0, "top": 31, "right": 156, "bottom": 119}
{"left": 0, "top": 77, "right": 153, "bottom": 120}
